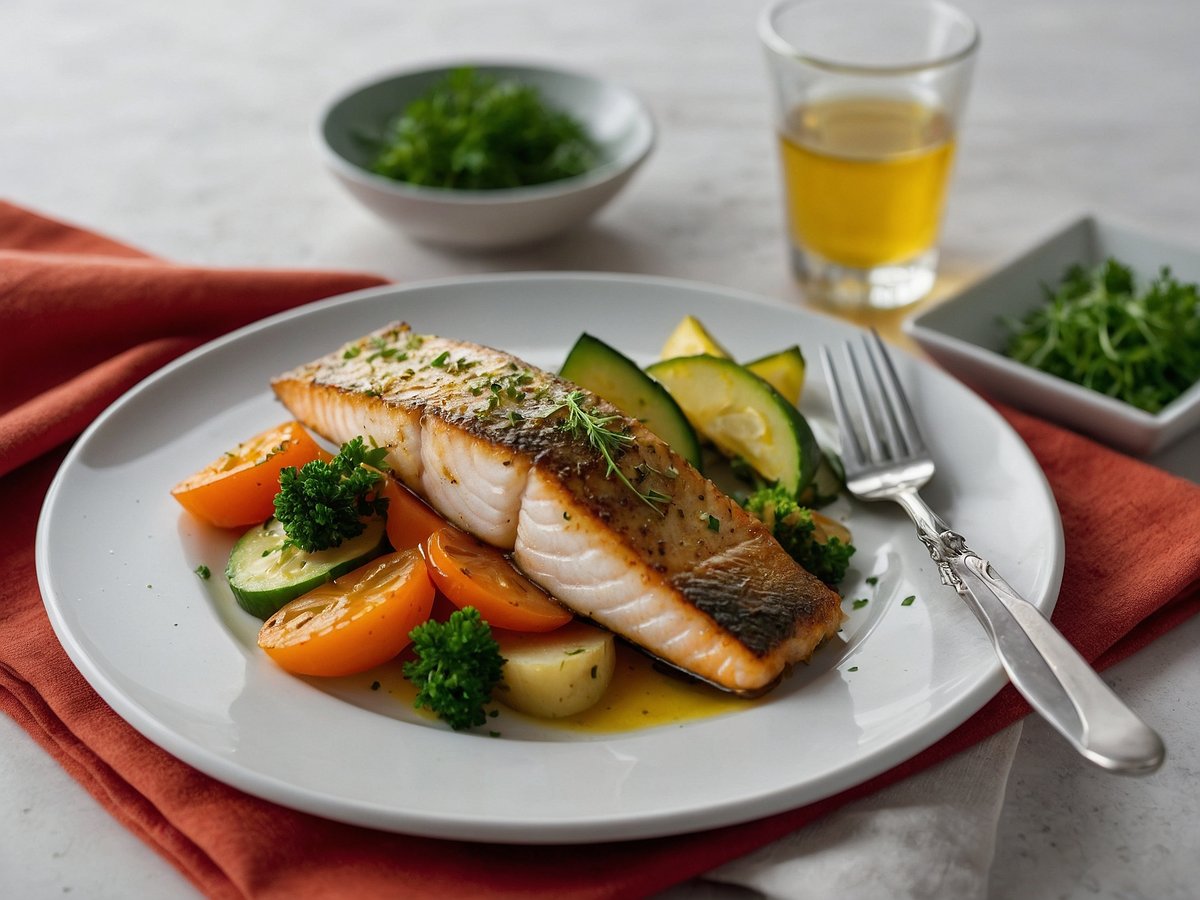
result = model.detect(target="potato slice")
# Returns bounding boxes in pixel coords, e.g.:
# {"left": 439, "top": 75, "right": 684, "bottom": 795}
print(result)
{"left": 493, "top": 621, "right": 616, "bottom": 718}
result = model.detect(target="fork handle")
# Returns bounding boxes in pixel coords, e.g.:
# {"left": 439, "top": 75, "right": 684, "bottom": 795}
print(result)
{"left": 898, "top": 493, "right": 1165, "bottom": 774}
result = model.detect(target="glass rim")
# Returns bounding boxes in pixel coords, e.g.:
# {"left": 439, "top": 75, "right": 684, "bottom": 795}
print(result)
{"left": 759, "top": 0, "right": 980, "bottom": 76}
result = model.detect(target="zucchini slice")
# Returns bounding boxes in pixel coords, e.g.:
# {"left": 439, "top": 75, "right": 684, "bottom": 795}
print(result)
{"left": 745, "top": 345, "right": 806, "bottom": 407}
{"left": 659, "top": 315, "right": 733, "bottom": 360}
{"left": 645, "top": 355, "right": 819, "bottom": 494}
{"left": 560, "top": 333, "right": 703, "bottom": 468}
{"left": 226, "top": 517, "right": 389, "bottom": 619}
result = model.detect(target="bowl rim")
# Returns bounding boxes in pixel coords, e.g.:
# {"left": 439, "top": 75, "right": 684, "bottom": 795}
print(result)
{"left": 315, "top": 59, "right": 657, "bottom": 205}
{"left": 904, "top": 213, "right": 1200, "bottom": 432}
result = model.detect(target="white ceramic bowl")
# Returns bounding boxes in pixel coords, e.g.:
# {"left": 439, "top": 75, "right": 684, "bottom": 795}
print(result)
{"left": 904, "top": 215, "right": 1200, "bottom": 456}
{"left": 317, "top": 62, "right": 655, "bottom": 249}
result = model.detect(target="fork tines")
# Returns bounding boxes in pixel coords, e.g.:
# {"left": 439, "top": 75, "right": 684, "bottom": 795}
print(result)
{"left": 820, "top": 329, "right": 926, "bottom": 468}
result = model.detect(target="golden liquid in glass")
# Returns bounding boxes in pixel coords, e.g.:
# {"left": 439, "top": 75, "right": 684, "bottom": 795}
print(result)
{"left": 779, "top": 96, "right": 955, "bottom": 269}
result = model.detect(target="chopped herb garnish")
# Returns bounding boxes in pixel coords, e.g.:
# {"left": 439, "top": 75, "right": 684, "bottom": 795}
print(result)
{"left": 852, "top": 598, "right": 869, "bottom": 610}
{"left": 865, "top": 576, "right": 879, "bottom": 587}
{"left": 343, "top": 345, "right": 362, "bottom": 360}
{"left": 193, "top": 564, "right": 211, "bottom": 580}
{"left": 706, "top": 513, "right": 720, "bottom": 532}
{"left": 430, "top": 351, "right": 451, "bottom": 368}
{"left": 366, "top": 347, "right": 407, "bottom": 363}
{"left": 848, "top": 666, "right": 859, "bottom": 672}
{"left": 901, "top": 595, "right": 916, "bottom": 607}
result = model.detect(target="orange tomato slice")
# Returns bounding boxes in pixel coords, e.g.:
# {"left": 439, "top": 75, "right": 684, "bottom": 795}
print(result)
{"left": 379, "top": 475, "right": 449, "bottom": 550}
{"left": 257, "top": 549, "right": 435, "bottom": 677}
{"left": 423, "top": 527, "right": 572, "bottom": 633}
{"left": 171, "top": 421, "right": 328, "bottom": 528}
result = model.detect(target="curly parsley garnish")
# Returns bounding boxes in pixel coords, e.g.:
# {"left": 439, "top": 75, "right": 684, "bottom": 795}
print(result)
{"left": 273, "top": 437, "right": 390, "bottom": 552}
{"left": 404, "top": 608, "right": 505, "bottom": 731}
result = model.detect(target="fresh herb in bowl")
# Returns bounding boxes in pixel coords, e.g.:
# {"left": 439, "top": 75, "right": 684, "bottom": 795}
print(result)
{"left": 366, "top": 67, "right": 600, "bottom": 190}
{"left": 1002, "top": 258, "right": 1200, "bottom": 413}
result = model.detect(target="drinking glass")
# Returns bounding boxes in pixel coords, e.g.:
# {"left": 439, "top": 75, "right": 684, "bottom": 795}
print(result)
{"left": 760, "top": 0, "right": 979, "bottom": 309}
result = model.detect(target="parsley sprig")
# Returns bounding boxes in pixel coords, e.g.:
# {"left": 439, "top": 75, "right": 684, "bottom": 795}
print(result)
{"left": 404, "top": 608, "right": 505, "bottom": 731}
{"left": 1003, "top": 259, "right": 1200, "bottom": 413}
{"left": 366, "top": 68, "right": 599, "bottom": 190}
{"left": 273, "top": 437, "right": 390, "bottom": 553}
{"left": 547, "top": 390, "right": 669, "bottom": 514}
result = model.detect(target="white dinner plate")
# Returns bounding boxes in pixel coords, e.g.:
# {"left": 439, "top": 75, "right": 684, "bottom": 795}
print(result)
{"left": 36, "top": 274, "right": 1063, "bottom": 844}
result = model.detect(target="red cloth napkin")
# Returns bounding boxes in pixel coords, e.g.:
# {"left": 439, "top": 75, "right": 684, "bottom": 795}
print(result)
{"left": 2, "top": 200, "right": 1198, "bottom": 900}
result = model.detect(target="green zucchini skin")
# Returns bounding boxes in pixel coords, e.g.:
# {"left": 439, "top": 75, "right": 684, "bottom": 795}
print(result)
{"left": 225, "top": 517, "right": 389, "bottom": 619}
{"left": 645, "top": 354, "right": 819, "bottom": 495}
{"left": 560, "top": 333, "right": 703, "bottom": 469}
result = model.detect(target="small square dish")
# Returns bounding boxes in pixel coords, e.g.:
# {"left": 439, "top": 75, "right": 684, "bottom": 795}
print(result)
{"left": 904, "top": 215, "right": 1200, "bottom": 456}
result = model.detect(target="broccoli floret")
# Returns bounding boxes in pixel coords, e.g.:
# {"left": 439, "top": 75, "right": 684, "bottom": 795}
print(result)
{"left": 743, "top": 485, "right": 855, "bottom": 588}
{"left": 403, "top": 607, "right": 505, "bottom": 731}
{"left": 272, "top": 436, "right": 390, "bottom": 552}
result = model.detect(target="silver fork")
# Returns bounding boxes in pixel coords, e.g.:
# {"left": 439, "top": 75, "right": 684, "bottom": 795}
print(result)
{"left": 820, "top": 330, "right": 1164, "bottom": 774}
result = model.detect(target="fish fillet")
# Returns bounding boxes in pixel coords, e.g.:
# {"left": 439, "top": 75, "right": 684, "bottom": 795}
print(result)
{"left": 272, "top": 323, "right": 844, "bottom": 694}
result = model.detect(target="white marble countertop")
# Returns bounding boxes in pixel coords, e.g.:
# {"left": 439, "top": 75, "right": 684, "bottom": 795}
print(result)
{"left": 3, "top": 0, "right": 1198, "bottom": 897}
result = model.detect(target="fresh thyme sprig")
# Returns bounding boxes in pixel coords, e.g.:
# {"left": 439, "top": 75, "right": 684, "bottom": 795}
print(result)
{"left": 546, "top": 390, "right": 669, "bottom": 514}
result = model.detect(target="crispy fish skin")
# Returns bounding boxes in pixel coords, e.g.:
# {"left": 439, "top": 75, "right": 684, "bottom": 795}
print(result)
{"left": 272, "top": 323, "right": 844, "bottom": 693}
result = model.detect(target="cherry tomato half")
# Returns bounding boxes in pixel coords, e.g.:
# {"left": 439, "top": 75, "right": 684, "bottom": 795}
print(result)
{"left": 379, "top": 475, "right": 448, "bottom": 550}
{"left": 423, "top": 527, "right": 572, "bottom": 633}
{"left": 257, "top": 549, "right": 435, "bottom": 677}
{"left": 171, "top": 421, "right": 328, "bottom": 528}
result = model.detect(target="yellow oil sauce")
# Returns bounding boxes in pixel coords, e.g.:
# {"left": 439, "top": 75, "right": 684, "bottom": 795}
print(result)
{"left": 779, "top": 96, "right": 955, "bottom": 268}
{"left": 546, "top": 641, "right": 751, "bottom": 732}
{"left": 373, "top": 641, "right": 752, "bottom": 733}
